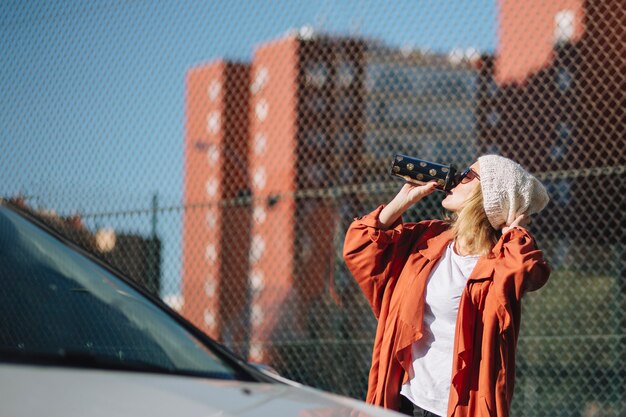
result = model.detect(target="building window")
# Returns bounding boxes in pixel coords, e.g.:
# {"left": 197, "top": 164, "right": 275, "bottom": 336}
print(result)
{"left": 302, "top": 95, "right": 327, "bottom": 113}
{"left": 339, "top": 165, "right": 355, "bottom": 183}
{"left": 336, "top": 95, "right": 353, "bottom": 116}
{"left": 365, "top": 65, "right": 382, "bottom": 93}
{"left": 253, "top": 205, "right": 266, "bottom": 225}
{"left": 254, "top": 133, "right": 267, "bottom": 156}
{"left": 304, "top": 62, "right": 328, "bottom": 88}
{"left": 249, "top": 235, "right": 265, "bottom": 264}
{"left": 306, "top": 130, "right": 326, "bottom": 145}
{"left": 252, "top": 167, "right": 267, "bottom": 190}
{"left": 556, "top": 67, "right": 573, "bottom": 91}
{"left": 337, "top": 61, "right": 356, "bottom": 88}
{"left": 207, "top": 112, "right": 220, "bottom": 134}
{"left": 484, "top": 143, "right": 500, "bottom": 155}
{"left": 545, "top": 178, "right": 571, "bottom": 205}
{"left": 420, "top": 138, "right": 446, "bottom": 161}
{"left": 205, "top": 211, "right": 217, "bottom": 229}
{"left": 204, "top": 277, "right": 216, "bottom": 297}
{"left": 205, "top": 178, "right": 218, "bottom": 197}
{"left": 557, "top": 122, "right": 571, "bottom": 139}
{"left": 203, "top": 309, "right": 216, "bottom": 329}
{"left": 255, "top": 99, "right": 269, "bottom": 122}
{"left": 206, "top": 144, "right": 220, "bottom": 165}
{"left": 249, "top": 270, "right": 264, "bottom": 292}
{"left": 304, "top": 164, "right": 327, "bottom": 186}
{"left": 335, "top": 132, "right": 354, "bottom": 151}
{"left": 554, "top": 10, "right": 575, "bottom": 45}
{"left": 487, "top": 79, "right": 499, "bottom": 97}
{"left": 250, "top": 67, "right": 268, "bottom": 95}
{"left": 208, "top": 80, "right": 221, "bottom": 102}
{"left": 205, "top": 243, "right": 217, "bottom": 263}
{"left": 551, "top": 122, "right": 572, "bottom": 161}
{"left": 487, "top": 111, "right": 500, "bottom": 127}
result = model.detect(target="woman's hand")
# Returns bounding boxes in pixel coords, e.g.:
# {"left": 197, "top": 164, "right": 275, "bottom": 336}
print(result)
{"left": 502, "top": 214, "right": 531, "bottom": 234}
{"left": 378, "top": 181, "right": 438, "bottom": 229}
{"left": 397, "top": 181, "right": 438, "bottom": 206}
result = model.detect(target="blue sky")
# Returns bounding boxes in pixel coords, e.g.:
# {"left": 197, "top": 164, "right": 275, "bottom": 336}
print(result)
{"left": 0, "top": 0, "right": 497, "bottom": 295}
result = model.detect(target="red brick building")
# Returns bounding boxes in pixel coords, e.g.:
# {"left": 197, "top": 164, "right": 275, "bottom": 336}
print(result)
{"left": 478, "top": 0, "right": 624, "bottom": 237}
{"left": 183, "top": 61, "right": 251, "bottom": 354}
{"left": 182, "top": 35, "right": 366, "bottom": 364}
{"left": 246, "top": 33, "right": 366, "bottom": 363}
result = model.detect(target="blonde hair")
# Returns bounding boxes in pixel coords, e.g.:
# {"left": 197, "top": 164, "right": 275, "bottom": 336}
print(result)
{"left": 448, "top": 185, "right": 500, "bottom": 256}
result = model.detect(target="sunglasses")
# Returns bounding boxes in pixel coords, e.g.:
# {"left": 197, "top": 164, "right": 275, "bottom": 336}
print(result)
{"left": 457, "top": 167, "right": 481, "bottom": 184}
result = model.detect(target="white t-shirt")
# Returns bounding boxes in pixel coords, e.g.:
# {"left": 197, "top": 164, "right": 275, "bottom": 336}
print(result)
{"left": 400, "top": 241, "right": 479, "bottom": 416}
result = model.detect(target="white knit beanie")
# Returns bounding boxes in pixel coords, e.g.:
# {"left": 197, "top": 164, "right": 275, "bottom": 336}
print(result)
{"left": 478, "top": 155, "right": 550, "bottom": 229}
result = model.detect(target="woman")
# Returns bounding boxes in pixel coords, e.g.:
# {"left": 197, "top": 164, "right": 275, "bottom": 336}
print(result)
{"left": 343, "top": 155, "right": 550, "bottom": 417}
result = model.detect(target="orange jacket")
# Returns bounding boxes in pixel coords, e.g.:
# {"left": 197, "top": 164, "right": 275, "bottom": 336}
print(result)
{"left": 343, "top": 206, "right": 550, "bottom": 417}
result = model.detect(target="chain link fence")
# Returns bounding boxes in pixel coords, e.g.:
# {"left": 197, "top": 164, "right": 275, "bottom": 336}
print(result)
{"left": 1, "top": 1, "right": 624, "bottom": 416}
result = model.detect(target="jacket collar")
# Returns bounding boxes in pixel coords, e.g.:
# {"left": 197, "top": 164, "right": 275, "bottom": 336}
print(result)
{"left": 417, "top": 229, "right": 453, "bottom": 261}
{"left": 417, "top": 229, "right": 495, "bottom": 281}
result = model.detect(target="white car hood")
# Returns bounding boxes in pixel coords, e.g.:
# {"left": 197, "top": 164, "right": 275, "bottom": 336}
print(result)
{"left": 0, "top": 364, "right": 402, "bottom": 417}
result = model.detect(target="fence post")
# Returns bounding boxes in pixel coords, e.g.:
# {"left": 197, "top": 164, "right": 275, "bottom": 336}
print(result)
{"left": 147, "top": 192, "right": 160, "bottom": 295}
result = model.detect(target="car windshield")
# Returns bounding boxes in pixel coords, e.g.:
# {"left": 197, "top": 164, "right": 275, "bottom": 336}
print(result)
{"left": 0, "top": 205, "right": 242, "bottom": 379}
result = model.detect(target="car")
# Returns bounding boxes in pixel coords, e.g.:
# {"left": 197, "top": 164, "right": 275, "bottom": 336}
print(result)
{"left": 0, "top": 200, "right": 403, "bottom": 417}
